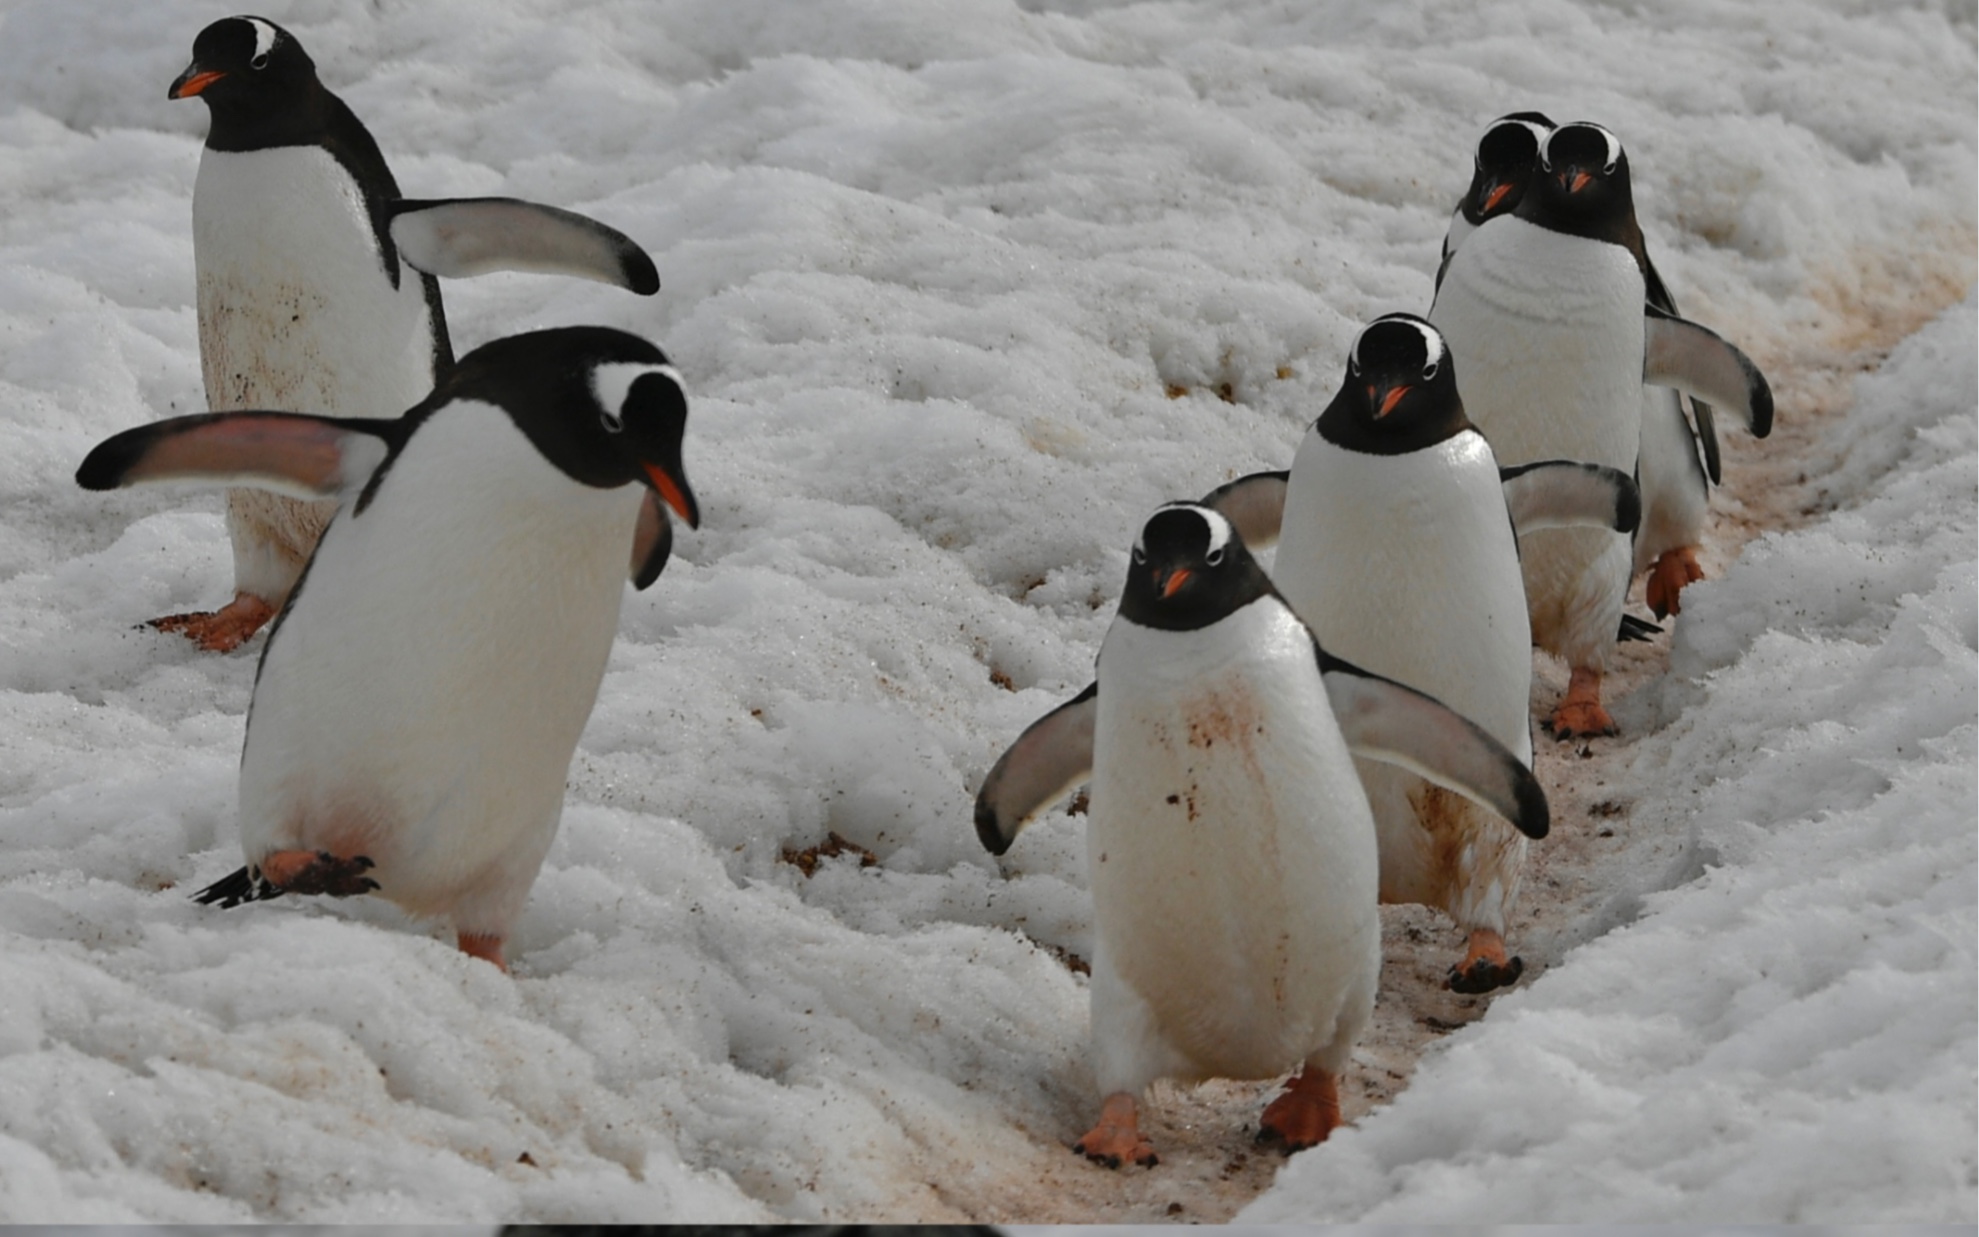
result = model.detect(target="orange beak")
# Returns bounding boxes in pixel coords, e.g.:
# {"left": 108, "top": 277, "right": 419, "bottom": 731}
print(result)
{"left": 170, "top": 67, "right": 225, "bottom": 99}
{"left": 1371, "top": 383, "right": 1411, "bottom": 418}
{"left": 1566, "top": 169, "right": 1592, "bottom": 194}
{"left": 1483, "top": 181, "right": 1513, "bottom": 213}
{"left": 1158, "top": 567, "right": 1192, "bottom": 599}
{"left": 644, "top": 464, "right": 699, "bottom": 528}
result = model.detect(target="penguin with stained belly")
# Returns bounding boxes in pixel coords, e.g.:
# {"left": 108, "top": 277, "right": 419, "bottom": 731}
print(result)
{"left": 1438, "top": 112, "right": 1730, "bottom": 625}
{"left": 77, "top": 326, "right": 698, "bottom": 970}
{"left": 160, "top": 15, "right": 660, "bottom": 652}
{"left": 1199, "top": 315, "right": 1638, "bottom": 992}
{"left": 1429, "top": 121, "right": 1771, "bottom": 737}
{"left": 974, "top": 503, "right": 1549, "bottom": 1164}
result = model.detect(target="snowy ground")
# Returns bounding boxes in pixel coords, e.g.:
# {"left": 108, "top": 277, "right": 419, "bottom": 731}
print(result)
{"left": 0, "top": 0, "right": 1973, "bottom": 1224}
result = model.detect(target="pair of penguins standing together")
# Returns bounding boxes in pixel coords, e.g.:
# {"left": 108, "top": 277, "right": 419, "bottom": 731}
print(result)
{"left": 970, "top": 115, "right": 1774, "bottom": 1164}
{"left": 73, "top": 20, "right": 1773, "bottom": 1171}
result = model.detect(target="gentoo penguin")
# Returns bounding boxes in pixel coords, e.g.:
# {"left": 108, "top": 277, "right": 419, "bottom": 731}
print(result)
{"left": 1211, "top": 315, "right": 1635, "bottom": 992}
{"left": 1438, "top": 112, "right": 1725, "bottom": 623}
{"left": 1200, "top": 326, "right": 1637, "bottom": 987}
{"left": 1436, "top": 111, "right": 1554, "bottom": 286}
{"left": 1429, "top": 121, "right": 1771, "bottom": 737}
{"left": 975, "top": 504, "right": 1548, "bottom": 1163}
{"left": 161, "top": 15, "right": 660, "bottom": 652}
{"left": 77, "top": 326, "right": 698, "bottom": 970}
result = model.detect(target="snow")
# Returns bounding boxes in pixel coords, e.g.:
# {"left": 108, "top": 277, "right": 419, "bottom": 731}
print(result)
{"left": 0, "top": 0, "right": 1972, "bottom": 1224}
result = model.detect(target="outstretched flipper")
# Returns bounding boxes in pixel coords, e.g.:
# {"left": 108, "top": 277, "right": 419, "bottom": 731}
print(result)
{"left": 1499, "top": 459, "right": 1641, "bottom": 535}
{"left": 76, "top": 411, "right": 396, "bottom": 502}
{"left": 390, "top": 198, "right": 660, "bottom": 294}
{"left": 1317, "top": 647, "right": 1549, "bottom": 839}
{"left": 1643, "top": 305, "right": 1772, "bottom": 438}
{"left": 630, "top": 489, "right": 674, "bottom": 590}
{"left": 1642, "top": 255, "right": 1722, "bottom": 483}
{"left": 1198, "top": 471, "right": 1289, "bottom": 550}
{"left": 973, "top": 682, "right": 1097, "bottom": 855}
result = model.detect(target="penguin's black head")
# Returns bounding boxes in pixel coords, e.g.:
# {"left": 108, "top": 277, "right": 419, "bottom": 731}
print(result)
{"left": 440, "top": 326, "right": 700, "bottom": 528}
{"left": 170, "top": 17, "right": 324, "bottom": 141}
{"left": 1118, "top": 503, "right": 1272, "bottom": 631}
{"left": 1523, "top": 121, "right": 1635, "bottom": 230}
{"left": 1315, "top": 313, "right": 1470, "bottom": 455}
{"left": 1463, "top": 111, "right": 1554, "bottom": 224}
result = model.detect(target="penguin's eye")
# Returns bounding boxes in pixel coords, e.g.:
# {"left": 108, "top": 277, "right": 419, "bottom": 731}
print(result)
{"left": 1423, "top": 360, "right": 1440, "bottom": 381}
{"left": 1204, "top": 547, "right": 1225, "bottom": 567}
{"left": 250, "top": 52, "right": 270, "bottom": 70}
{"left": 1602, "top": 159, "right": 1618, "bottom": 175}
{"left": 600, "top": 409, "right": 625, "bottom": 434}
{"left": 1131, "top": 546, "right": 1146, "bottom": 565}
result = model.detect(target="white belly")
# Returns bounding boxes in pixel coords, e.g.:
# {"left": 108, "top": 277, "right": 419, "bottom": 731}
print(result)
{"left": 1087, "top": 603, "right": 1380, "bottom": 1087}
{"left": 1431, "top": 216, "right": 1645, "bottom": 666}
{"left": 194, "top": 147, "right": 440, "bottom": 596}
{"left": 239, "top": 403, "right": 640, "bottom": 924}
{"left": 1275, "top": 432, "right": 1531, "bottom": 927}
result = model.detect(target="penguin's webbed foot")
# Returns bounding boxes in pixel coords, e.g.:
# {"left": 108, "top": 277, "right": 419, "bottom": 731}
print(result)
{"left": 1645, "top": 545, "right": 1705, "bottom": 618}
{"left": 1257, "top": 1063, "right": 1342, "bottom": 1152}
{"left": 259, "top": 850, "right": 378, "bottom": 898}
{"left": 1447, "top": 927, "right": 1524, "bottom": 993}
{"left": 457, "top": 931, "right": 509, "bottom": 972}
{"left": 1545, "top": 667, "right": 1617, "bottom": 739}
{"left": 1074, "top": 1092, "right": 1159, "bottom": 1169}
{"left": 150, "top": 592, "right": 277, "bottom": 652}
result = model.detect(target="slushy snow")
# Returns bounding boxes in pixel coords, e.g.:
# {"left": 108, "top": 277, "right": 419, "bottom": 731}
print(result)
{"left": 0, "top": 0, "right": 1972, "bottom": 1223}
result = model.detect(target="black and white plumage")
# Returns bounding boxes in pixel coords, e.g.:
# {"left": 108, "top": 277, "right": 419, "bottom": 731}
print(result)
{"left": 78, "top": 326, "right": 699, "bottom": 970}
{"left": 975, "top": 503, "right": 1547, "bottom": 1162}
{"left": 1429, "top": 121, "right": 1771, "bottom": 737}
{"left": 158, "top": 15, "right": 659, "bottom": 653}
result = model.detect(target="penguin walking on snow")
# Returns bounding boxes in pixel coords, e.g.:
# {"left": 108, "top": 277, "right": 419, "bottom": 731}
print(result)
{"left": 974, "top": 504, "right": 1549, "bottom": 1164}
{"left": 1204, "top": 315, "right": 1636, "bottom": 992}
{"left": 159, "top": 15, "right": 660, "bottom": 652}
{"left": 1437, "top": 112, "right": 1733, "bottom": 625}
{"left": 1429, "top": 121, "right": 1771, "bottom": 737}
{"left": 77, "top": 326, "right": 699, "bottom": 970}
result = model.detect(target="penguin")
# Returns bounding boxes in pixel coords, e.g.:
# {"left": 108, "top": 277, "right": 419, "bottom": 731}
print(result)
{"left": 76, "top": 326, "right": 699, "bottom": 970}
{"left": 1207, "top": 316, "right": 1633, "bottom": 992}
{"left": 1428, "top": 121, "right": 1771, "bottom": 737}
{"left": 1436, "top": 110, "right": 1554, "bottom": 287}
{"left": 1438, "top": 112, "right": 1724, "bottom": 624}
{"left": 160, "top": 15, "right": 660, "bottom": 653}
{"left": 975, "top": 504, "right": 1549, "bottom": 1164}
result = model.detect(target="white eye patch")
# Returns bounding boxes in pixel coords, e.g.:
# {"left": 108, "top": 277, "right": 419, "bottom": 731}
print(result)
{"left": 590, "top": 362, "right": 685, "bottom": 424}
{"left": 1539, "top": 122, "right": 1623, "bottom": 173}
{"left": 244, "top": 17, "right": 279, "bottom": 63}
{"left": 1147, "top": 501, "right": 1233, "bottom": 558}
{"left": 1356, "top": 314, "right": 1445, "bottom": 376}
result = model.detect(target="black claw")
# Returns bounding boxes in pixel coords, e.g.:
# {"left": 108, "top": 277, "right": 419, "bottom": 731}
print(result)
{"left": 1448, "top": 953, "right": 1526, "bottom": 994}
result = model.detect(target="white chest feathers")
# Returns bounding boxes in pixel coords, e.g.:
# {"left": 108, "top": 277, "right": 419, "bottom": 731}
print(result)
{"left": 193, "top": 146, "right": 437, "bottom": 417}
{"left": 1430, "top": 215, "right": 1645, "bottom": 471}
{"left": 239, "top": 401, "right": 644, "bottom": 916}
{"left": 1087, "top": 600, "right": 1381, "bottom": 1085}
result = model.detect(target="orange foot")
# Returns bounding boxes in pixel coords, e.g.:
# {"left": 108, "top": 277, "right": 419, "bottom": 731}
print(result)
{"left": 1074, "top": 1092, "right": 1158, "bottom": 1168}
{"left": 151, "top": 592, "right": 277, "bottom": 652}
{"left": 457, "top": 931, "right": 509, "bottom": 972}
{"left": 1448, "top": 926, "right": 1525, "bottom": 993}
{"left": 258, "top": 849, "right": 377, "bottom": 897}
{"left": 1546, "top": 666, "right": 1616, "bottom": 739}
{"left": 1645, "top": 545, "right": 1705, "bottom": 618}
{"left": 1257, "top": 1064, "right": 1341, "bottom": 1152}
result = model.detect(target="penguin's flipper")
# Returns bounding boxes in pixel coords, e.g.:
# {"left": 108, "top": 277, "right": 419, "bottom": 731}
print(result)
{"left": 1691, "top": 398, "right": 1723, "bottom": 485}
{"left": 1317, "top": 647, "right": 1549, "bottom": 839}
{"left": 630, "top": 489, "right": 674, "bottom": 590}
{"left": 1499, "top": 460, "right": 1641, "bottom": 535}
{"left": 1643, "top": 306, "right": 1772, "bottom": 438}
{"left": 973, "top": 682, "right": 1098, "bottom": 855}
{"left": 76, "top": 412, "right": 392, "bottom": 501}
{"left": 390, "top": 198, "right": 660, "bottom": 295}
{"left": 1199, "top": 471, "right": 1290, "bottom": 550}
